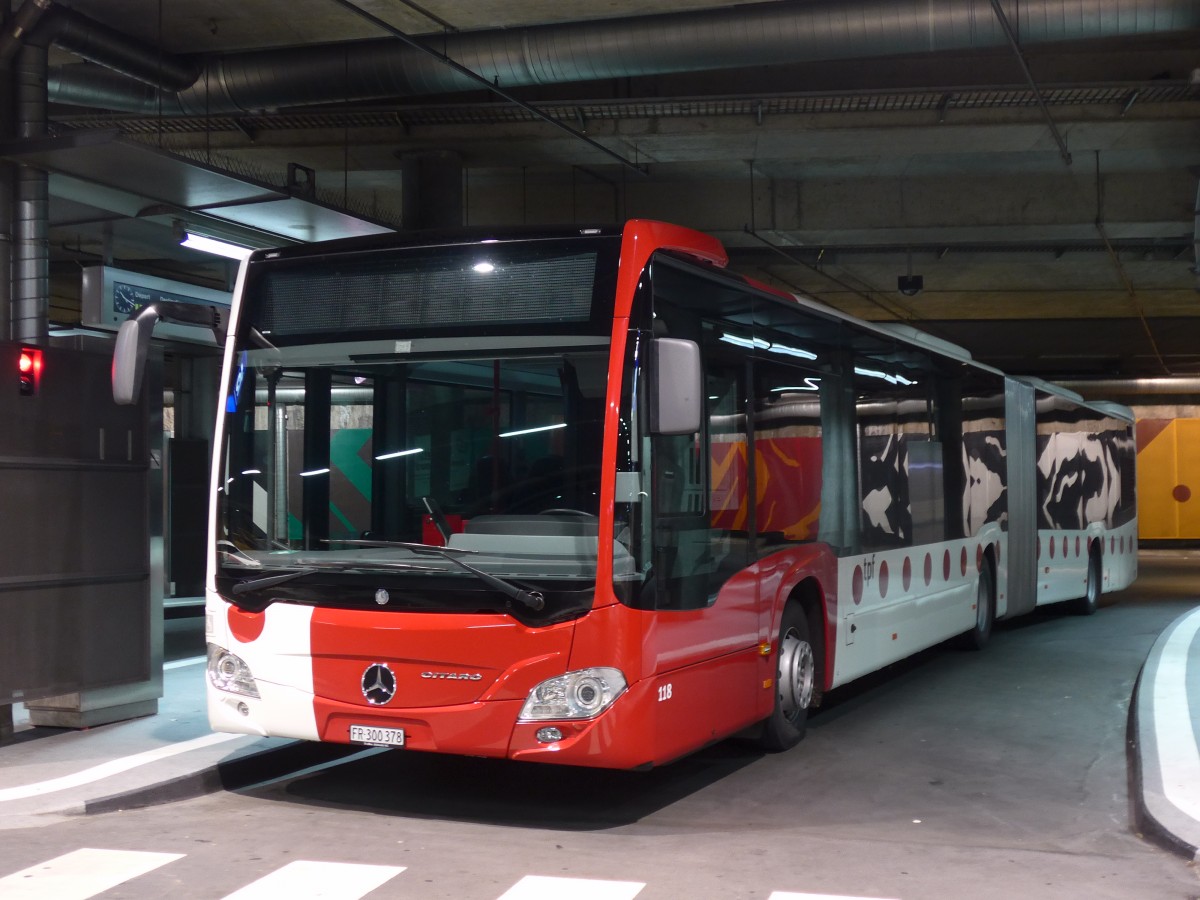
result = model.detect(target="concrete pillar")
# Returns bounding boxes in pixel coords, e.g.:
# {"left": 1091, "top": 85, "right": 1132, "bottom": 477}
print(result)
{"left": 400, "top": 151, "right": 463, "bottom": 230}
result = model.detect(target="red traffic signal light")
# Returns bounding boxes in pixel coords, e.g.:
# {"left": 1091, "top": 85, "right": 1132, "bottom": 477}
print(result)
{"left": 18, "top": 347, "right": 42, "bottom": 396}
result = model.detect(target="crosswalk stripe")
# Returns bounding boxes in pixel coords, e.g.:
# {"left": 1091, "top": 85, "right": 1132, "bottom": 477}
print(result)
{"left": 220, "top": 860, "right": 406, "bottom": 899}
{"left": 497, "top": 875, "right": 646, "bottom": 900}
{"left": 0, "top": 850, "right": 899, "bottom": 900}
{"left": 768, "top": 892, "right": 900, "bottom": 900}
{"left": 0, "top": 848, "right": 183, "bottom": 899}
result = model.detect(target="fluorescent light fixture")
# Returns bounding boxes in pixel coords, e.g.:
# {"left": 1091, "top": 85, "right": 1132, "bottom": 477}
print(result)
{"left": 473, "top": 261, "right": 496, "bottom": 273}
{"left": 771, "top": 377, "right": 822, "bottom": 392}
{"left": 181, "top": 231, "right": 254, "bottom": 260}
{"left": 720, "top": 333, "right": 816, "bottom": 360}
{"left": 721, "top": 333, "right": 769, "bottom": 351}
{"left": 375, "top": 448, "right": 424, "bottom": 461}
{"left": 241, "top": 468, "right": 262, "bottom": 475}
{"left": 299, "top": 467, "right": 331, "bottom": 477}
{"left": 768, "top": 342, "right": 817, "bottom": 360}
{"left": 855, "top": 366, "right": 916, "bottom": 386}
{"left": 499, "top": 423, "right": 568, "bottom": 438}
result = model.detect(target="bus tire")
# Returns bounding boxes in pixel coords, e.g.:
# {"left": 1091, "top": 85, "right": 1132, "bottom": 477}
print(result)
{"left": 759, "top": 603, "right": 817, "bottom": 752}
{"left": 1071, "top": 547, "right": 1102, "bottom": 616}
{"left": 957, "top": 559, "right": 995, "bottom": 651}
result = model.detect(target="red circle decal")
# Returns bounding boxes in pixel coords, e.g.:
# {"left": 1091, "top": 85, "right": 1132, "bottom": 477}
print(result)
{"left": 228, "top": 606, "right": 266, "bottom": 643}
{"left": 852, "top": 565, "right": 864, "bottom": 605}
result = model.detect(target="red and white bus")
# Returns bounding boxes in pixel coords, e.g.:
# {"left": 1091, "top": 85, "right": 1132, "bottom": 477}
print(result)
{"left": 117, "top": 220, "right": 1138, "bottom": 768}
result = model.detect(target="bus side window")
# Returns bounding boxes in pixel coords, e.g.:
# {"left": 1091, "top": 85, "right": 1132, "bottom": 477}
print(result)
{"left": 854, "top": 350, "right": 937, "bottom": 551}
{"left": 751, "top": 360, "right": 824, "bottom": 554}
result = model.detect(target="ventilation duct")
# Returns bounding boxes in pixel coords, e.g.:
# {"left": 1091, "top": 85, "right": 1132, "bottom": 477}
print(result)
{"left": 31, "top": 3, "right": 198, "bottom": 90}
{"left": 46, "top": 0, "right": 1200, "bottom": 115}
{"left": 14, "top": 43, "right": 48, "bottom": 344}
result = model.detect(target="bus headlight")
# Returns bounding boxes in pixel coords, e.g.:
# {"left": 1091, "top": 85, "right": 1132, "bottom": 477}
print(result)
{"left": 518, "top": 667, "right": 626, "bottom": 721}
{"left": 207, "top": 643, "right": 260, "bottom": 699}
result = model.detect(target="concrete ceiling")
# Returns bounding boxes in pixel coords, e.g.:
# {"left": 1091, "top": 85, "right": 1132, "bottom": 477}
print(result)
{"left": 21, "top": 0, "right": 1200, "bottom": 380}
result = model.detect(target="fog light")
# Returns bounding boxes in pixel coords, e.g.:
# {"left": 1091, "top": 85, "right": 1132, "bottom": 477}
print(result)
{"left": 536, "top": 727, "right": 563, "bottom": 743}
{"left": 237, "top": 702, "right": 250, "bottom": 716}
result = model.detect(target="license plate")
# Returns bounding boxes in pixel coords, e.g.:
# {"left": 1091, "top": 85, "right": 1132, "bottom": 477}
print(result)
{"left": 349, "top": 725, "right": 406, "bottom": 747}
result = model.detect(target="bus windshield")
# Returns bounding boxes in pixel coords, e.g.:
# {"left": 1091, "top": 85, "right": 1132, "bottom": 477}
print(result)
{"left": 216, "top": 345, "right": 612, "bottom": 612}
{"left": 214, "top": 233, "right": 622, "bottom": 618}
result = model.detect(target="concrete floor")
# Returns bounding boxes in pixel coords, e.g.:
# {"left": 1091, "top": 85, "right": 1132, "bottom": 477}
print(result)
{"left": 0, "top": 555, "right": 1198, "bottom": 898}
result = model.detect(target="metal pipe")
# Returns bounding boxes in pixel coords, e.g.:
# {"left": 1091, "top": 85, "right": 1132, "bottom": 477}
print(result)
{"left": 0, "top": 0, "right": 51, "bottom": 67}
{"left": 1056, "top": 379, "right": 1200, "bottom": 398}
{"left": 30, "top": 3, "right": 198, "bottom": 90}
{"left": 13, "top": 43, "right": 48, "bottom": 345}
{"left": 46, "top": 0, "right": 1200, "bottom": 115}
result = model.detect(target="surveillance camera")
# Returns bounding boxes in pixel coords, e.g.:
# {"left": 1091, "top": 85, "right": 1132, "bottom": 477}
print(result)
{"left": 897, "top": 274, "right": 924, "bottom": 296}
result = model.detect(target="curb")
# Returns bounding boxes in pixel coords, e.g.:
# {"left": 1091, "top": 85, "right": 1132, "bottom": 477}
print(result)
{"left": 1129, "top": 607, "right": 1200, "bottom": 861}
{"left": 85, "top": 741, "right": 363, "bottom": 815}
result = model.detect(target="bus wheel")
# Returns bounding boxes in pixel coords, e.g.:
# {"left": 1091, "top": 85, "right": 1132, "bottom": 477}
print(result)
{"left": 958, "top": 561, "right": 995, "bottom": 651}
{"left": 1071, "top": 548, "right": 1102, "bottom": 616}
{"left": 760, "top": 603, "right": 816, "bottom": 752}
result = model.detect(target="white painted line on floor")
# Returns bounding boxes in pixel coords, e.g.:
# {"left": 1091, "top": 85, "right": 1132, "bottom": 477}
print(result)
{"left": 1151, "top": 606, "right": 1200, "bottom": 822}
{"left": 220, "top": 860, "right": 405, "bottom": 899}
{"left": 164, "top": 655, "right": 206, "bottom": 670}
{"left": 769, "top": 892, "right": 900, "bottom": 900}
{"left": 0, "top": 732, "right": 242, "bottom": 803}
{"left": 498, "top": 875, "right": 645, "bottom": 900}
{"left": 0, "top": 848, "right": 183, "bottom": 899}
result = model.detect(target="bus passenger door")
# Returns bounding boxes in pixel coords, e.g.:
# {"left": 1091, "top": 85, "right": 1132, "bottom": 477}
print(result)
{"left": 646, "top": 363, "right": 760, "bottom": 747}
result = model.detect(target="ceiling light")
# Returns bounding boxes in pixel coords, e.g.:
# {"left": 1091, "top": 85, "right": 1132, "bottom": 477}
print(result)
{"left": 375, "top": 448, "right": 424, "bottom": 461}
{"left": 499, "top": 423, "right": 567, "bottom": 438}
{"left": 180, "top": 231, "right": 254, "bottom": 260}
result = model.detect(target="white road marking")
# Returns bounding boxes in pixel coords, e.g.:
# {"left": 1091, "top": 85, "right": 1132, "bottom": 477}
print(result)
{"left": 1152, "top": 606, "right": 1200, "bottom": 821}
{"left": 0, "top": 848, "right": 183, "bottom": 899}
{"left": 0, "top": 851, "right": 902, "bottom": 900}
{"left": 498, "top": 875, "right": 645, "bottom": 900}
{"left": 0, "top": 732, "right": 241, "bottom": 803}
{"left": 220, "top": 860, "right": 405, "bottom": 899}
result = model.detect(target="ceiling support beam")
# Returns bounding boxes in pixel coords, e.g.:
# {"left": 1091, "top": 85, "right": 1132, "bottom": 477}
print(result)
{"left": 988, "top": 0, "right": 1073, "bottom": 167}
{"left": 1193, "top": 179, "right": 1200, "bottom": 292}
{"left": 326, "top": 0, "right": 648, "bottom": 177}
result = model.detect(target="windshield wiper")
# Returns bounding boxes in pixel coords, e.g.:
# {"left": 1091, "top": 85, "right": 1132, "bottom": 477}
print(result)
{"left": 327, "top": 538, "right": 546, "bottom": 612}
{"left": 232, "top": 567, "right": 319, "bottom": 595}
{"left": 230, "top": 558, "right": 441, "bottom": 595}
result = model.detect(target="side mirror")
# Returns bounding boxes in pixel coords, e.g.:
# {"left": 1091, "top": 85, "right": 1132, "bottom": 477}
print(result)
{"left": 112, "top": 301, "right": 225, "bottom": 405}
{"left": 112, "top": 309, "right": 159, "bottom": 406}
{"left": 650, "top": 337, "right": 702, "bottom": 435}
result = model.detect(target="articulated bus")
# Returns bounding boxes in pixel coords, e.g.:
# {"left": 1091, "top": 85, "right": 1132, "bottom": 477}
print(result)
{"left": 115, "top": 220, "right": 1137, "bottom": 768}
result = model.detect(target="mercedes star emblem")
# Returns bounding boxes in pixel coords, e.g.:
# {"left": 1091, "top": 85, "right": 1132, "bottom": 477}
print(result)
{"left": 361, "top": 663, "right": 397, "bottom": 705}
{"left": 375, "top": 588, "right": 390, "bottom": 606}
